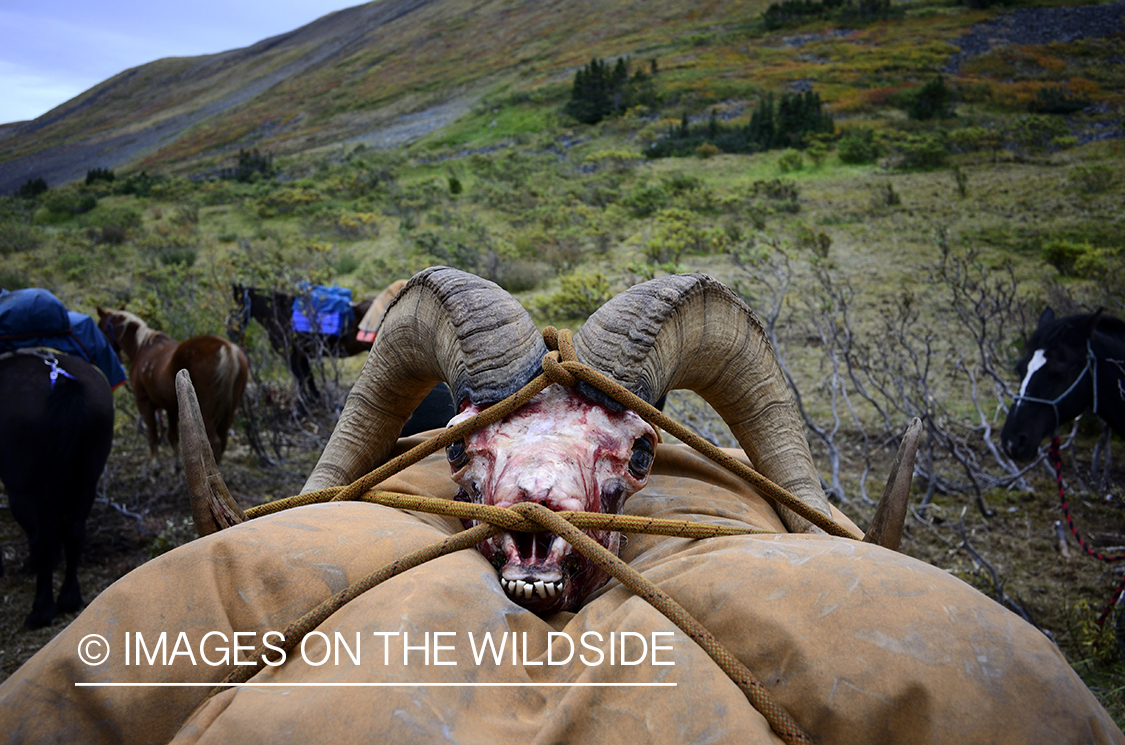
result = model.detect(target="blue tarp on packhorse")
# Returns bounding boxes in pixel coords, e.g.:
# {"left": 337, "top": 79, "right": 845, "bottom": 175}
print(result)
{"left": 0, "top": 288, "right": 127, "bottom": 389}
{"left": 291, "top": 284, "right": 353, "bottom": 336}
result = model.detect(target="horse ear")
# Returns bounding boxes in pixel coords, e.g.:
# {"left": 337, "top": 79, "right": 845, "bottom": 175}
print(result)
{"left": 1037, "top": 307, "right": 1055, "bottom": 329}
{"left": 96, "top": 307, "right": 106, "bottom": 319}
{"left": 1085, "top": 308, "right": 1104, "bottom": 338}
{"left": 118, "top": 303, "right": 126, "bottom": 310}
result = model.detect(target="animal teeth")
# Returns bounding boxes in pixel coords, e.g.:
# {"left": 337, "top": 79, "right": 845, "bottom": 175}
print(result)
{"left": 501, "top": 578, "right": 563, "bottom": 600}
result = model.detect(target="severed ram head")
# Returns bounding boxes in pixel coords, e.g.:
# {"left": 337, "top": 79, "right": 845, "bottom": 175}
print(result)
{"left": 299, "top": 267, "right": 833, "bottom": 614}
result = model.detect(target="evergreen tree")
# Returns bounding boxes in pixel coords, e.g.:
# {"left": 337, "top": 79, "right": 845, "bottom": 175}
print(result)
{"left": 566, "top": 56, "right": 654, "bottom": 124}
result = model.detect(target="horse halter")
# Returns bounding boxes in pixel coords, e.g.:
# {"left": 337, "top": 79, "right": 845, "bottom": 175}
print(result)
{"left": 1011, "top": 340, "right": 1099, "bottom": 430}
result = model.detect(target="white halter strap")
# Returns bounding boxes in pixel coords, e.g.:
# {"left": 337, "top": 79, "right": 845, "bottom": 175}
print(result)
{"left": 1011, "top": 340, "right": 1099, "bottom": 428}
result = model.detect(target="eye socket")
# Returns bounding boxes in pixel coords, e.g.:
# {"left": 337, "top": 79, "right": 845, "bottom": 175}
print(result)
{"left": 446, "top": 439, "right": 469, "bottom": 469}
{"left": 628, "top": 438, "right": 654, "bottom": 479}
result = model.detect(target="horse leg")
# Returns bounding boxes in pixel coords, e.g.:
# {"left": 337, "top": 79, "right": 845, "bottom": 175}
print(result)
{"left": 291, "top": 351, "right": 318, "bottom": 412}
{"left": 167, "top": 406, "right": 181, "bottom": 461}
{"left": 56, "top": 503, "right": 89, "bottom": 614}
{"left": 24, "top": 516, "right": 59, "bottom": 629}
{"left": 137, "top": 395, "right": 161, "bottom": 458}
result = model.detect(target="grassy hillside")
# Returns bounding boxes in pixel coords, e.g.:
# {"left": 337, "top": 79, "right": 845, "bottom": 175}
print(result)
{"left": 2, "top": 0, "right": 1125, "bottom": 724}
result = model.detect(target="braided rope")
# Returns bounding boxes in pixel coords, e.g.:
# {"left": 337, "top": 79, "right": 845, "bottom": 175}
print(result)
{"left": 216, "top": 521, "right": 502, "bottom": 691}
{"left": 216, "top": 325, "right": 843, "bottom": 743}
{"left": 1049, "top": 437, "right": 1125, "bottom": 627}
{"left": 512, "top": 502, "right": 812, "bottom": 743}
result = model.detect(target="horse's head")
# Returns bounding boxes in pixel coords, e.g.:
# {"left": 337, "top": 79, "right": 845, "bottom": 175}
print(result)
{"left": 1001, "top": 308, "right": 1101, "bottom": 461}
{"left": 95, "top": 307, "right": 124, "bottom": 354}
{"left": 95, "top": 308, "right": 154, "bottom": 360}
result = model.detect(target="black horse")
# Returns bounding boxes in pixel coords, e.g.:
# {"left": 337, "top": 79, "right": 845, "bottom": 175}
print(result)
{"left": 1001, "top": 308, "right": 1125, "bottom": 461}
{"left": 230, "top": 285, "right": 455, "bottom": 433}
{"left": 0, "top": 350, "right": 114, "bottom": 628}
{"left": 231, "top": 285, "right": 375, "bottom": 405}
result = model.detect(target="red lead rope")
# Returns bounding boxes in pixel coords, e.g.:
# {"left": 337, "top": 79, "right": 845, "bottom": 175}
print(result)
{"left": 1049, "top": 436, "right": 1125, "bottom": 626}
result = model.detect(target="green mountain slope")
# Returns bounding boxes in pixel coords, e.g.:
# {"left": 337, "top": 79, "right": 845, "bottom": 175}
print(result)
{"left": 0, "top": 0, "right": 768, "bottom": 192}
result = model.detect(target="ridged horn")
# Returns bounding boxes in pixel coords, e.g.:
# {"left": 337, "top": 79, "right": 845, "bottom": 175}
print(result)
{"left": 176, "top": 370, "right": 245, "bottom": 536}
{"left": 302, "top": 266, "right": 548, "bottom": 493}
{"left": 863, "top": 417, "right": 921, "bottom": 551}
{"left": 573, "top": 274, "right": 830, "bottom": 532}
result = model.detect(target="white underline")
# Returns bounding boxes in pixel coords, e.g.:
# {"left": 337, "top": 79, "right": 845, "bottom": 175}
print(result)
{"left": 75, "top": 682, "right": 677, "bottom": 688}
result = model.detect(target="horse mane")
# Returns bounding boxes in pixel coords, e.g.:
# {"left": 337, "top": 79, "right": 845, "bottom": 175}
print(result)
{"left": 1028, "top": 312, "right": 1125, "bottom": 350}
{"left": 112, "top": 310, "right": 168, "bottom": 349}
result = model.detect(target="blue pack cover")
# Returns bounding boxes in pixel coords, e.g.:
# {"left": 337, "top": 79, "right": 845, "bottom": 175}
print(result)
{"left": 0, "top": 288, "right": 127, "bottom": 389}
{"left": 291, "top": 284, "right": 353, "bottom": 336}
{"left": 0, "top": 288, "right": 70, "bottom": 339}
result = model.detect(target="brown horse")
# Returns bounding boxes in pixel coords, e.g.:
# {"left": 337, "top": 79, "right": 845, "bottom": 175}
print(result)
{"left": 97, "top": 309, "right": 249, "bottom": 462}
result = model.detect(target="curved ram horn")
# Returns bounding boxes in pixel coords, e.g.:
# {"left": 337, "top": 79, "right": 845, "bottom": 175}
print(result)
{"left": 863, "top": 416, "right": 921, "bottom": 551}
{"left": 573, "top": 274, "right": 830, "bottom": 532}
{"left": 176, "top": 370, "right": 245, "bottom": 536}
{"left": 302, "top": 267, "right": 548, "bottom": 493}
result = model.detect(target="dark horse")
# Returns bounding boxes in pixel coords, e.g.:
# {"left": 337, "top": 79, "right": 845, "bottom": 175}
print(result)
{"left": 0, "top": 350, "right": 114, "bottom": 628}
{"left": 1001, "top": 308, "right": 1125, "bottom": 461}
{"left": 231, "top": 284, "right": 455, "bottom": 433}
{"left": 98, "top": 308, "right": 249, "bottom": 462}
{"left": 230, "top": 286, "right": 372, "bottom": 406}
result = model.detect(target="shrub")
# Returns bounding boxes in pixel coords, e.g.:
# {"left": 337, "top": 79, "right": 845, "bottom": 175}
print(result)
{"left": 84, "top": 205, "right": 143, "bottom": 230}
{"left": 496, "top": 259, "right": 545, "bottom": 293}
{"left": 1011, "top": 115, "right": 1069, "bottom": 150}
{"left": 0, "top": 265, "right": 28, "bottom": 289}
{"left": 1069, "top": 165, "right": 1115, "bottom": 194}
{"left": 98, "top": 225, "right": 128, "bottom": 245}
{"left": 155, "top": 245, "right": 198, "bottom": 267}
{"left": 907, "top": 77, "right": 955, "bottom": 120}
{"left": 873, "top": 182, "right": 901, "bottom": 207}
{"left": 255, "top": 187, "right": 323, "bottom": 217}
{"left": 622, "top": 183, "right": 670, "bottom": 217}
{"left": 641, "top": 209, "right": 728, "bottom": 264}
{"left": 777, "top": 149, "right": 804, "bottom": 173}
{"left": 448, "top": 175, "right": 463, "bottom": 195}
{"left": 952, "top": 166, "right": 968, "bottom": 198}
{"left": 1030, "top": 84, "right": 1091, "bottom": 114}
{"left": 43, "top": 191, "right": 97, "bottom": 216}
{"left": 585, "top": 149, "right": 641, "bottom": 171}
{"left": 334, "top": 254, "right": 360, "bottom": 276}
{"left": 222, "top": 149, "right": 274, "bottom": 182}
{"left": 535, "top": 272, "right": 612, "bottom": 319}
{"left": 116, "top": 171, "right": 161, "bottom": 197}
{"left": 837, "top": 128, "right": 881, "bottom": 164}
{"left": 806, "top": 140, "right": 829, "bottom": 168}
{"left": 752, "top": 179, "right": 800, "bottom": 202}
{"left": 0, "top": 222, "right": 42, "bottom": 255}
{"left": 893, "top": 132, "right": 949, "bottom": 169}
{"left": 695, "top": 142, "right": 721, "bottom": 159}
{"left": 1042, "top": 240, "right": 1090, "bottom": 276}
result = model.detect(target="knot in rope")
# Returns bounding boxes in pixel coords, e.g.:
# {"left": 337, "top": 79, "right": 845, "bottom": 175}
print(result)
{"left": 541, "top": 326, "right": 580, "bottom": 387}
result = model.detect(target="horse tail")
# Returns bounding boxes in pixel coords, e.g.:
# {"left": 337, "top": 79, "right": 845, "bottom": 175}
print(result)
{"left": 42, "top": 357, "right": 115, "bottom": 493}
{"left": 209, "top": 341, "right": 249, "bottom": 436}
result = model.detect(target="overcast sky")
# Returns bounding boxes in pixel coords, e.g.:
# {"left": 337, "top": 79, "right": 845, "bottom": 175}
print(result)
{"left": 0, "top": 0, "right": 364, "bottom": 124}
